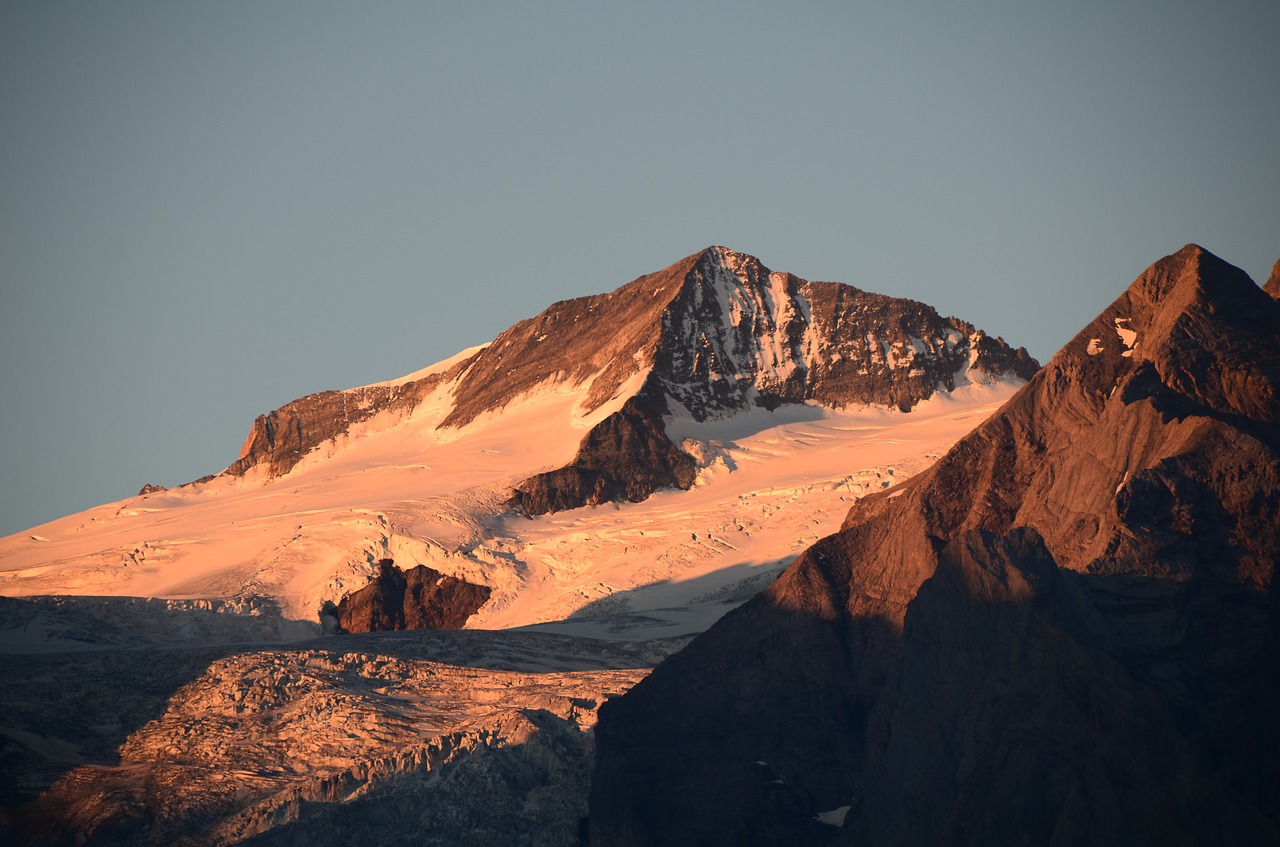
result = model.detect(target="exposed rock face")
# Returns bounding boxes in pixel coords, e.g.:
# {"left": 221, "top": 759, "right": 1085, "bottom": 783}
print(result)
{"left": 649, "top": 248, "right": 1037, "bottom": 418}
{"left": 589, "top": 244, "right": 1280, "bottom": 845}
{"left": 1266, "top": 257, "right": 1280, "bottom": 299}
{"left": 511, "top": 396, "right": 697, "bottom": 514}
{"left": 217, "top": 247, "right": 1036, "bottom": 515}
{"left": 224, "top": 357, "right": 477, "bottom": 480}
{"left": 334, "top": 560, "right": 491, "bottom": 633}
{"left": 504, "top": 247, "right": 1036, "bottom": 514}
{"left": 137, "top": 483, "right": 166, "bottom": 495}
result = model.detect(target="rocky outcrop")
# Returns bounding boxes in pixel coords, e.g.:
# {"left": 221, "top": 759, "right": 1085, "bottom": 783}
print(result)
{"left": 335, "top": 560, "right": 491, "bottom": 633}
{"left": 137, "top": 483, "right": 167, "bottom": 495}
{"left": 589, "top": 244, "right": 1280, "bottom": 845}
{"left": 511, "top": 396, "right": 698, "bottom": 515}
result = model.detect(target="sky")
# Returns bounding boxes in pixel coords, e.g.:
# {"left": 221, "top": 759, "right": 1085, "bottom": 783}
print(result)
{"left": 2, "top": 0, "right": 1278, "bottom": 538}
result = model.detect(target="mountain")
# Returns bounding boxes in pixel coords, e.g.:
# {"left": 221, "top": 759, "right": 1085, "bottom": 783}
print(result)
{"left": 226, "top": 245, "right": 1035, "bottom": 513}
{"left": 0, "top": 246, "right": 1034, "bottom": 641}
{"left": 1, "top": 247, "right": 1037, "bottom": 845}
{"left": 589, "top": 245, "right": 1280, "bottom": 845}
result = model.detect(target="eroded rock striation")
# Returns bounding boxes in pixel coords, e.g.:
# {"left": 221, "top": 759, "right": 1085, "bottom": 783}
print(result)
{"left": 334, "top": 559, "right": 491, "bottom": 633}
{"left": 589, "top": 244, "right": 1280, "bottom": 845}
{"left": 215, "top": 247, "right": 1036, "bottom": 514}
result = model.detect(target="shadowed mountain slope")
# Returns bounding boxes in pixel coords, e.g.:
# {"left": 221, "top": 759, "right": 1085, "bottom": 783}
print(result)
{"left": 590, "top": 244, "right": 1280, "bottom": 846}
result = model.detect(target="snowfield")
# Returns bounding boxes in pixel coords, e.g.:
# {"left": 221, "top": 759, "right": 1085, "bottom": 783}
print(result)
{"left": 0, "top": 353, "right": 1021, "bottom": 648}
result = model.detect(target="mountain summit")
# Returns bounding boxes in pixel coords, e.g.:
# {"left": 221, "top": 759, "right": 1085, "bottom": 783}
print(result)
{"left": 590, "top": 244, "right": 1280, "bottom": 845}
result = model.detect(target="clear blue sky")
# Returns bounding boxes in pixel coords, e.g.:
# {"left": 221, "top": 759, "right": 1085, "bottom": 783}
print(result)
{"left": 2, "top": 0, "right": 1278, "bottom": 538}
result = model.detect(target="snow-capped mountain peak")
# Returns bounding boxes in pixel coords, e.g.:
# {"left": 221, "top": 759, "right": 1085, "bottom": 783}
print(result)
{"left": 219, "top": 247, "right": 1035, "bottom": 494}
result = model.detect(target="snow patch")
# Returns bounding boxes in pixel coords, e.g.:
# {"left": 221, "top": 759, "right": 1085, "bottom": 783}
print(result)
{"left": 1116, "top": 470, "right": 1130, "bottom": 495}
{"left": 815, "top": 805, "right": 852, "bottom": 827}
{"left": 1114, "top": 317, "right": 1138, "bottom": 358}
{"left": 1087, "top": 338, "right": 1104, "bottom": 356}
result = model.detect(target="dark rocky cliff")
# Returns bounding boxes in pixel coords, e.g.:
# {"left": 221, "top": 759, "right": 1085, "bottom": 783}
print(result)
{"left": 589, "top": 244, "right": 1280, "bottom": 845}
{"left": 335, "top": 560, "right": 491, "bottom": 633}
{"left": 510, "top": 395, "right": 698, "bottom": 515}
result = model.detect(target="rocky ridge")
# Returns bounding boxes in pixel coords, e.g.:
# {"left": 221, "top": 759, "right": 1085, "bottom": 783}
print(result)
{"left": 589, "top": 244, "right": 1280, "bottom": 845}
